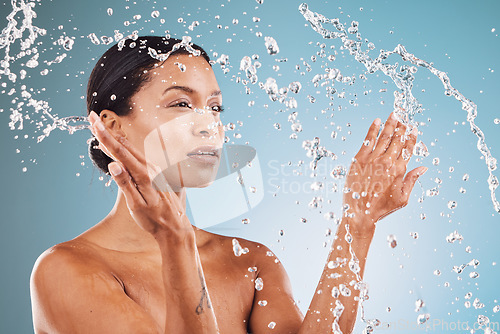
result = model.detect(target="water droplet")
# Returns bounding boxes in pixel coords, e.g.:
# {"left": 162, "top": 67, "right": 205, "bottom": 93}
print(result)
{"left": 258, "top": 300, "right": 268, "bottom": 306}
{"left": 387, "top": 234, "right": 397, "bottom": 248}
{"left": 477, "top": 314, "right": 489, "bottom": 326}
{"left": 264, "top": 36, "right": 279, "bottom": 55}
{"left": 255, "top": 277, "right": 264, "bottom": 291}
{"left": 413, "top": 141, "right": 429, "bottom": 157}
{"left": 447, "top": 200, "right": 457, "bottom": 209}
{"left": 110, "top": 94, "right": 116, "bottom": 101}
{"left": 88, "top": 33, "right": 100, "bottom": 45}
{"left": 267, "top": 321, "right": 276, "bottom": 329}
{"left": 433, "top": 269, "right": 441, "bottom": 276}
{"left": 330, "top": 165, "right": 347, "bottom": 179}
{"left": 446, "top": 230, "right": 463, "bottom": 243}
{"left": 151, "top": 10, "right": 160, "bottom": 18}
{"left": 426, "top": 188, "right": 439, "bottom": 197}
{"left": 417, "top": 313, "right": 430, "bottom": 324}
{"left": 175, "top": 62, "right": 186, "bottom": 72}
{"left": 469, "top": 271, "right": 479, "bottom": 279}
{"left": 62, "top": 37, "right": 74, "bottom": 51}
{"left": 107, "top": 8, "right": 113, "bottom": 15}
{"left": 288, "top": 81, "right": 302, "bottom": 93}
{"left": 432, "top": 157, "right": 440, "bottom": 166}
{"left": 291, "top": 123, "right": 303, "bottom": 133}
{"left": 232, "top": 239, "right": 249, "bottom": 256}
{"left": 473, "top": 297, "right": 485, "bottom": 309}
{"left": 300, "top": 218, "right": 307, "bottom": 223}
{"left": 339, "top": 284, "right": 351, "bottom": 297}
{"left": 415, "top": 299, "right": 425, "bottom": 312}
{"left": 242, "top": 218, "right": 250, "bottom": 225}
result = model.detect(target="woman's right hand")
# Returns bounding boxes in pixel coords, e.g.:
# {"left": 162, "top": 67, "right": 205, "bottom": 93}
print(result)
{"left": 88, "top": 111, "right": 193, "bottom": 240}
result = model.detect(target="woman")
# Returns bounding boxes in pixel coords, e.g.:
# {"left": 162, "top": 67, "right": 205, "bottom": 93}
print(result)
{"left": 30, "top": 36, "right": 427, "bottom": 333}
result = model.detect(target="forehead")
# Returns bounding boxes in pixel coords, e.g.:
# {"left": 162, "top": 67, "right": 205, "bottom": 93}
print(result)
{"left": 149, "top": 54, "right": 216, "bottom": 84}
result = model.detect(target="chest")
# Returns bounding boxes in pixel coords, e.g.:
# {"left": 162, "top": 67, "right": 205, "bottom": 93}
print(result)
{"left": 108, "top": 250, "right": 257, "bottom": 333}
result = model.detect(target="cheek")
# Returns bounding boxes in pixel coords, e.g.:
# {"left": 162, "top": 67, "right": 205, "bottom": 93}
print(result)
{"left": 147, "top": 115, "right": 193, "bottom": 162}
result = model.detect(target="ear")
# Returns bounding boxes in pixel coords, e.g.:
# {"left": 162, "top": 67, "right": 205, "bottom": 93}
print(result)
{"left": 99, "top": 109, "right": 127, "bottom": 138}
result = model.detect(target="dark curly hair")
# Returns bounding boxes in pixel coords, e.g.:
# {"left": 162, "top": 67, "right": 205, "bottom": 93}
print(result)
{"left": 87, "top": 36, "right": 211, "bottom": 174}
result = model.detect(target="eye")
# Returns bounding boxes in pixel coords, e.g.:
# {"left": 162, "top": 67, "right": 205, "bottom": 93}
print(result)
{"left": 211, "top": 105, "right": 225, "bottom": 113}
{"left": 171, "top": 101, "right": 192, "bottom": 109}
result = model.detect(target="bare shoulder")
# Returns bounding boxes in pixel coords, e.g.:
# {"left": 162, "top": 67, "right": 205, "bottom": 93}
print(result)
{"left": 30, "top": 240, "right": 129, "bottom": 333}
{"left": 202, "top": 231, "right": 280, "bottom": 268}
{"left": 31, "top": 239, "right": 109, "bottom": 282}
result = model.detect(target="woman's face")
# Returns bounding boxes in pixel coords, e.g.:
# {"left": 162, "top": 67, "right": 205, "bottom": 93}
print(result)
{"left": 116, "top": 53, "right": 225, "bottom": 192}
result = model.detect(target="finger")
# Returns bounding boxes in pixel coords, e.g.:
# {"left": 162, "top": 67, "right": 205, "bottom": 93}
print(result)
{"left": 372, "top": 112, "right": 399, "bottom": 156}
{"left": 89, "top": 111, "right": 148, "bottom": 166}
{"left": 108, "top": 162, "right": 147, "bottom": 207}
{"left": 385, "top": 122, "right": 407, "bottom": 161}
{"left": 401, "top": 166, "right": 428, "bottom": 202}
{"left": 90, "top": 115, "right": 160, "bottom": 204}
{"left": 357, "top": 118, "right": 381, "bottom": 157}
{"left": 398, "top": 126, "right": 418, "bottom": 161}
{"left": 147, "top": 161, "right": 174, "bottom": 194}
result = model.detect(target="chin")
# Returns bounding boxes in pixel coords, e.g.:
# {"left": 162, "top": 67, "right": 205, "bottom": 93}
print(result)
{"left": 183, "top": 172, "right": 218, "bottom": 188}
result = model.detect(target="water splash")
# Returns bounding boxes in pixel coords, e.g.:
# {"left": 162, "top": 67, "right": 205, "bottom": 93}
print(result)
{"left": 299, "top": 3, "right": 499, "bottom": 214}
{"left": 0, "top": 0, "right": 47, "bottom": 83}
{"left": 147, "top": 35, "right": 201, "bottom": 61}
{"left": 232, "top": 238, "right": 249, "bottom": 256}
{"left": 0, "top": 1, "right": 90, "bottom": 144}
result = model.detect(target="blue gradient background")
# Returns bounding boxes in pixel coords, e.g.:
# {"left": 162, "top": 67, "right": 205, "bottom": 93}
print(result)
{"left": 1, "top": 0, "right": 499, "bottom": 332}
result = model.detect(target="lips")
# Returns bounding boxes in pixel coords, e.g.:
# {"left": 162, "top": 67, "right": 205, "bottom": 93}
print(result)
{"left": 187, "top": 145, "right": 221, "bottom": 158}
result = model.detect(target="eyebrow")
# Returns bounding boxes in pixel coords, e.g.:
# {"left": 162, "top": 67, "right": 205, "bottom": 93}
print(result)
{"left": 162, "top": 85, "right": 222, "bottom": 97}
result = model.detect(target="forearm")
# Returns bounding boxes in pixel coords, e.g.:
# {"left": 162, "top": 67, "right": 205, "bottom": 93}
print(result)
{"left": 156, "top": 232, "right": 219, "bottom": 334}
{"left": 299, "top": 216, "right": 373, "bottom": 334}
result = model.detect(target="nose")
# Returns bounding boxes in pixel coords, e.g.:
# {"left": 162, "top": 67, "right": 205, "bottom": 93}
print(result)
{"left": 192, "top": 108, "right": 221, "bottom": 139}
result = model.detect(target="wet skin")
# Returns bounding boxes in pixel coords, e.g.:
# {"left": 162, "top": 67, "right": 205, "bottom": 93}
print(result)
{"left": 30, "top": 53, "right": 426, "bottom": 334}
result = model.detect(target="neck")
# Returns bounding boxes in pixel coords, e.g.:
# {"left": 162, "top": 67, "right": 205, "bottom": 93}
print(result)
{"left": 92, "top": 187, "right": 207, "bottom": 253}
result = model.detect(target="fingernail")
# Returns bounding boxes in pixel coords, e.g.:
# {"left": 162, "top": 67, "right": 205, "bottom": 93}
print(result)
{"left": 374, "top": 118, "right": 381, "bottom": 125}
{"left": 419, "top": 167, "right": 428, "bottom": 175}
{"left": 88, "top": 111, "right": 97, "bottom": 124}
{"left": 390, "top": 112, "right": 397, "bottom": 120}
{"left": 108, "top": 163, "right": 122, "bottom": 176}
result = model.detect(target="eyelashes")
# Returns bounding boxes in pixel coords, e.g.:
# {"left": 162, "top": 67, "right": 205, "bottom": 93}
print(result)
{"left": 212, "top": 105, "right": 225, "bottom": 113}
{"left": 171, "top": 101, "right": 225, "bottom": 113}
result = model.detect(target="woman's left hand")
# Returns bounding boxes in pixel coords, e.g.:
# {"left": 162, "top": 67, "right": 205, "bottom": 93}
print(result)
{"left": 343, "top": 112, "right": 427, "bottom": 236}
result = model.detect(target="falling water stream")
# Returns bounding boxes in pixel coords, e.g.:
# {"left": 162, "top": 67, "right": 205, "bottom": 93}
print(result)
{"left": 1, "top": 1, "right": 498, "bottom": 333}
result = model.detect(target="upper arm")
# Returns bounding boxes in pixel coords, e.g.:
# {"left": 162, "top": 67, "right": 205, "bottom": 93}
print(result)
{"left": 30, "top": 245, "right": 162, "bottom": 334}
{"left": 247, "top": 243, "right": 304, "bottom": 334}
